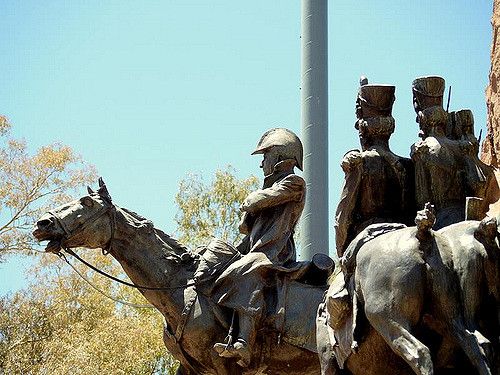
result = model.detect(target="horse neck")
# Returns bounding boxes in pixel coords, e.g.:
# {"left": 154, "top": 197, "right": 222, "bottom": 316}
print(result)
{"left": 109, "top": 207, "right": 197, "bottom": 323}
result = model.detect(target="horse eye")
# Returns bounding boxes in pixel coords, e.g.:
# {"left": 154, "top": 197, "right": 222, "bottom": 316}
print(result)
{"left": 81, "top": 197, "right": 94, "bottom": 207}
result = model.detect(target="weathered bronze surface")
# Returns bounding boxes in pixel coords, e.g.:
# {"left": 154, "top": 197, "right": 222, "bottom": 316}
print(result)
{"left": 335, "top": 79, "right": 415, "bottom": 256}
{"left": 34, "top": 178, "right": 329, "bottom": 374}
{"left": 34, "top": 79, "right": 500, "bottom": 375}
{"left": 33, "top": 129, "right": 334, "bottom": 375}
{"left": 319, "top": 77, "right": 500, "bottom": 375}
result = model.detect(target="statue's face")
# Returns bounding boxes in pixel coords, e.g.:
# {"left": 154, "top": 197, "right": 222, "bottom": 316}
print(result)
{"left": 260, "top": 149, "right": 279, "bottom": 176}
{"left": 355, "top": 98, "right": 363, "bottom": 120}
{"left": 413, "top": 93, "right": 421, "bottom": 115}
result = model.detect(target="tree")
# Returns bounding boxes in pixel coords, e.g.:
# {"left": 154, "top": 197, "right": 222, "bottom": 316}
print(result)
{"left": 0, "top": 115, "right": 96, "bottom": 259}
{"left": 0, "top": 252, "right": 176, "bottom": 374}
{"left": 1, "top": 161, "right": 255, "bottom": 374}
{"left": 175, "top": 166, "right": 259, "bottom": 247}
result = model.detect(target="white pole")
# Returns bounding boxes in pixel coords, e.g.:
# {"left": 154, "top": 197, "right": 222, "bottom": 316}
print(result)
{"left": 300, "top": 0, "right": 329, "bottom": 259}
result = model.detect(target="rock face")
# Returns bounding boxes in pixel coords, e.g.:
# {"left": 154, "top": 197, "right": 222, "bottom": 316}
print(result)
{"left": 481, "top": 0, "right": 500, "bottom": 166}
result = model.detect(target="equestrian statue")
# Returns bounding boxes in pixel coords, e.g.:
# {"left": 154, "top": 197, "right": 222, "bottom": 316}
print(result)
{"left": 317, "top": 77, "right": 500, "bottom": 375}
{"left": 33, "top": 77, "right": 500, "bottom": 375}
{"left": 33, "top": 129, "right": 333, "bottom": 375}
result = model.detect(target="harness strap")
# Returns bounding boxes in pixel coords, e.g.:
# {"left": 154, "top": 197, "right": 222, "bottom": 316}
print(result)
{"left": 51, "top": 201, "right": 241, "bottom": 343}
{"left": 64, "top": 248, "right": 197, "bottom": 291}
{"left": 59, "top": 252, "right": 155, "bottom": 309}
{"left": 174, "top": 284, "right": 198, "bottom": 342}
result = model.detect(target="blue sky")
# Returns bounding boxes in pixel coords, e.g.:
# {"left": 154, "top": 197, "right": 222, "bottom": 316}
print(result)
{"left": 0, "top": 1, "right": 494, "bottom": 294}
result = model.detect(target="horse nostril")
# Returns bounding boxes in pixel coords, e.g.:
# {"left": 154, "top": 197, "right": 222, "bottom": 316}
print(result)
{"left": 37, "top": 218, "right": 54, "bottom": 229}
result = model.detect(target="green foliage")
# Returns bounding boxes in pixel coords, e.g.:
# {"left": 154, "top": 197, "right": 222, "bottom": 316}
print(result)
{"left": 0, "top": 117, "right": 176, "bottom": 374}
{"left": 0, "top": 116, "right": 96, "bottom": 259}
{"left": 0, "top": 252, "right": 177, "bottom": 374}
{"left": 175, "top": 166, "right": 259, "bottom": 247}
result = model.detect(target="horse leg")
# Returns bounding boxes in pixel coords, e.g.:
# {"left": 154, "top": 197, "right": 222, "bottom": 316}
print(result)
{"left": 366, "top": 312, "right": 433, "bottom": 375}
{"left": 447, "top": 318, "right": 492, "bottom": 375}
{"left": 360, "top": 262, "right": 432, "bottom": 375}
{"left": 316, "top": 305, "right": 342, "bottom": 375}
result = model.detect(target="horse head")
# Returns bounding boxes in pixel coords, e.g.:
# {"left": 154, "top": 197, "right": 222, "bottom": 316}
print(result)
{"left": 33, "top": 178, "right": 115, "bottom": 253}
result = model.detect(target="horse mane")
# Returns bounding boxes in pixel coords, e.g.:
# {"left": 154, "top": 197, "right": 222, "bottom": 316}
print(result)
{"left": 118, "top": 207, "right": 189, "bottom": 254}
{"left": 120, "top": 207, "right": 154, "bottom": 229}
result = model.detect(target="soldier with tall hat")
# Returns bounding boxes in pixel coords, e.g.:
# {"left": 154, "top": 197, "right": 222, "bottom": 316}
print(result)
{"left": 452, "top": 109, "right": 497, "bottom": 213}
{"left": 334, "top": 78, "right": 415, "bottom": 257}
{"left": 410, "top": 76, "right": 496, "bottom": 227}
{"left": 319, "top": 79, "right": 415, "bottom": 369}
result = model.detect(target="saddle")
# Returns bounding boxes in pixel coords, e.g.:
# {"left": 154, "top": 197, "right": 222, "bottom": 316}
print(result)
{"left": 194, "top": 237, "right": 335, "bottom": 288}
{"left": 194, "top": 238, "right": 335, "bottom": 353}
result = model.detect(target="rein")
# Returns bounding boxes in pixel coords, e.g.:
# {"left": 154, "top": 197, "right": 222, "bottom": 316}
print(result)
{"left": 48, "top": 196, "right": 240, "bottom": 342}
{"left": 62, "top": 248, "right": 197, "bottom": 291}
{"left": 49, "top": 198, "right": 242, "bottom": 337}
{"left": 58, "top": 251, "right": 155, "bottom": 309}
{"left": 49, "top": 202, "right": 115, "bottom": 255}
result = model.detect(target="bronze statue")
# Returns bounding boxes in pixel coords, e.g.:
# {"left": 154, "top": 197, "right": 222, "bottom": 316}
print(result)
{"left": 317, "top": 77, "right": 500, "bottom": 375}
{"left": 335, "top": 79, "right": 414, "bottom": 257}
{"left": 453, "top": 109, "right": 498, "bottom": 217}
{"left": 411, "top": 76, "right": 496, "bottom": 227}
{"left": 212, "top": 128, "right": 306, "bottom": 366}
{"left": 318, "top": 214, "right": 499, "bottom": 375}
{"left": 32, "top": 79, "right": 500, "bottom": 375}
{"left": 235, "top": 128, "right": 305, "bottom": 262}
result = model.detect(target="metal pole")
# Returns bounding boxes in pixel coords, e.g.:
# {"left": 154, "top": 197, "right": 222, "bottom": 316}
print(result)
{"left": 300, "top": 0, "right": 329, "bottom": 259}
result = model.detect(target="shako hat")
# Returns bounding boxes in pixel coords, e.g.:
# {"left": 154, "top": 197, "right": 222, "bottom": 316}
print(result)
{"left": 412, "top": 76, "right": 445, "bottom": 98}
{"left": 357, "top": 84, "right": 396, "bottom": 118}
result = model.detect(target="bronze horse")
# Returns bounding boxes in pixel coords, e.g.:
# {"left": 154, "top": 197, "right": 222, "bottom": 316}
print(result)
{"left": 33, "top": 180, "right": 325, "bottom": 375}
{"left": 317, "top": 219, "right": 500, "bottom": 375}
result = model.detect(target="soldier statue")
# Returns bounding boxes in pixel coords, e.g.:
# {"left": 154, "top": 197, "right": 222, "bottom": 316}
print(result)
{"left": 318, "top": 79, "right": 415, "bottom": 369}
{"left": 335, "top": 78, "right": 415, "bottom": 257}
{"left": 212, "top": 128, "right": 306, "bottom": 367}
{"left": 411, "top": 76, "right": 496, "bottom": 227}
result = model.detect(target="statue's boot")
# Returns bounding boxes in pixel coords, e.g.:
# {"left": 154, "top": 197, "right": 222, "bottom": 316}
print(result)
{"left": 213, "top": 313, "right": 255, "bottom": 367}
{"left": 214, "top": 339, "right": 250, "bottom": 367}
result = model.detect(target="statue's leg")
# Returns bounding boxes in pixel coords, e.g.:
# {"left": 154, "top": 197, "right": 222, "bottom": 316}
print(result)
{"left": 213, "top": 311, "right": 253, "bottom": 367}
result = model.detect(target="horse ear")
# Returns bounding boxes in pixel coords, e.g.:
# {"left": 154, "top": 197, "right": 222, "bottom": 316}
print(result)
{"left": 87, "top": 186, "right": 95, "bottom": 195}
{"left": 97, "top": 177, "right": 112, "bottom": 202}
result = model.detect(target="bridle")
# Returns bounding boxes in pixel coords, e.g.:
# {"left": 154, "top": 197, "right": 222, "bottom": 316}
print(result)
{"left": 49, "top": 199, "right": 116, "bottom": 256}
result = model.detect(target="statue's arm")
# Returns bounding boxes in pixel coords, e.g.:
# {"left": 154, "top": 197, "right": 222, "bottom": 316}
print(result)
{"left": 411, "top": 141, "right": 433, "bottom": 210}
{"left": 241, "top": 175, "right": 305, "bottom": 214}
{"left": 238, "top": 212, "right": 252, "bottom": 234}
{"left": 335, "top": 150, "right": 363, "bottom": 257}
